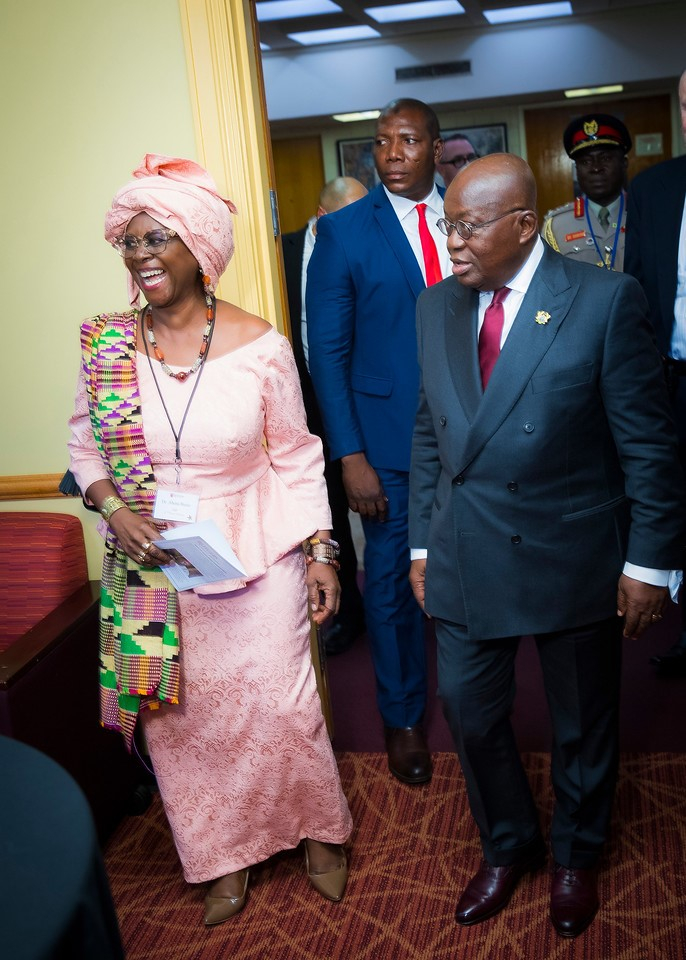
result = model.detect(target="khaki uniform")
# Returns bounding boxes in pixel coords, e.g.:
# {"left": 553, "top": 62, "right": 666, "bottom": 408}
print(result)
{"left": 542, "top": 195, "right": 626, "bottom": 271}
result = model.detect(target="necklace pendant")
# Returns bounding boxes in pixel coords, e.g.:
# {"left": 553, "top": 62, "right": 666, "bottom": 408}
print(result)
{"left": 175, "top": 371, "right": 189, "bottom": 382}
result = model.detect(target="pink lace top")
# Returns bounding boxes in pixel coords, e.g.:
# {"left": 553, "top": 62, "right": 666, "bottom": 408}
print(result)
{"left": 68, "top": 327, "right": 331, "bottom": 592}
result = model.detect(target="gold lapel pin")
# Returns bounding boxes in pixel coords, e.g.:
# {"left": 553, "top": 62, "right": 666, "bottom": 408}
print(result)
{"left": 534, "top": 311, "right": 551, "bottom": 325}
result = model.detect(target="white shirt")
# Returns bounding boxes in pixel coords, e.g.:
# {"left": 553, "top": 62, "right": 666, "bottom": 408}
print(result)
{"left": 411, "top": 236, "right": 680, "bottom": 598}
{"left": 300, "top": 217, "right": 317, "bottom": 370}
{"left": 669, "top": 194, "right": 686, "bottom": 360}
{"left": 382, "top": 184, "right": 452, "bottom": 282}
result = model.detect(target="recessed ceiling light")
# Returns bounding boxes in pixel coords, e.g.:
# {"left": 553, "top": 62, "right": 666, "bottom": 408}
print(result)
{"left": 256, "top": 0, "right": 342, "bottom": 22}
{"left": 565, "top": 84, "right": 624, "bottom": 99}
{"left": 333, "top": 110, "right": 382, "bottom": 122}
{"left": 483, "top": 2, "right": 572, "bottom": 25}
{"left": 365, "top": 0, "right": 464, "bottom": 24}
{"left": 288, "top": 25, "right": 381, "bottom": 44}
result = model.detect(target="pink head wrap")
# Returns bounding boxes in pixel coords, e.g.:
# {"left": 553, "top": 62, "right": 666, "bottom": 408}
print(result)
{"left": 104, "top": 154, "right": 238, "bottom": 306}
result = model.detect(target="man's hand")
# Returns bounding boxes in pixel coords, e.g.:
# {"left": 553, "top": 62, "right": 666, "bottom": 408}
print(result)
{"left": 616, "top": 573, "right": 668, "bottom": 640}
{"left": 341, "top": 452, "right": 388, "bottom": 520}
{"left": 409, "top": 558, "right": 428, "bottom": 612}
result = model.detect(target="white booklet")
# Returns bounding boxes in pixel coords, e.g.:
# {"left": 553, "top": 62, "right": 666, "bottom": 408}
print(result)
{"left": 153, "top": 518, "right": 247, "bottom": 592}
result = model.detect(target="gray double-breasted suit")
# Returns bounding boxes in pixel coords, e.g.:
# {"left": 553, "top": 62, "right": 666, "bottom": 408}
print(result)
{"left": 409, "top": 242, "right": 684, "bottom": 866}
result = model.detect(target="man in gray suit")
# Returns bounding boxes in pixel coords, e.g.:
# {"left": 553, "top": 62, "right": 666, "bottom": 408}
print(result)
{"left": 409, "top": 154, "right": 684, "bottom": 938}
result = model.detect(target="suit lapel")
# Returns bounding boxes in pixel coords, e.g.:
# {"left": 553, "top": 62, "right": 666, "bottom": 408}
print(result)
{"left": 445, "top": 282, "right": 482, "bottom": 424}
{"left": 459, "top": 248, "right": 577, "bottom": 471}
{"left": 372, "top": 186, "right": 426, "bottom": 299}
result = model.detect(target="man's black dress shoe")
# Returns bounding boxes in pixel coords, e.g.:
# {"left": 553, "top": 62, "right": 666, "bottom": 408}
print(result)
{"left": 550, "top": 864, "right": 599, "bottom": 937}
{"left": 650, "top": 643, "right": 686, "bottom": 677}
{"left": 455, "top": 851, "right": 546, "bottom": 925}
{"left": 384, "top": 726, "right": 432, "bottom": 784}
{"left": 323, "top": 617, "right": 365, "bottom": 656}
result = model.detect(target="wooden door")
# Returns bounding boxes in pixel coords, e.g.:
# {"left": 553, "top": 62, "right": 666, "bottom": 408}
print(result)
{"left": 272, "top": 136, "right": 325, "bottom": 235}
{"left": 525, "top": 95, "right": 672, "bottom": 221}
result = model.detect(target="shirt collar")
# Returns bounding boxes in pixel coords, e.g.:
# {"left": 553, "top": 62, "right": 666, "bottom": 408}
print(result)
{"left": 480, "top": 235, "right": 545, "bottom": 299}
{"left": 382, "top": 183, "right": 444, "bottom": 222}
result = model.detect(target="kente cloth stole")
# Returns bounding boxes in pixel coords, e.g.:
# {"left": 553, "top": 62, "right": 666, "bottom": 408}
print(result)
{"left": 80, "top": 312, "right": 180, "bottom": 752}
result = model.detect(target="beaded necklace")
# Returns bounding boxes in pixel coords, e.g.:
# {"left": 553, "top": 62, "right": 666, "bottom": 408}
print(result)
{"left": 144, "top": 291, "right": 215, "bottom": 381}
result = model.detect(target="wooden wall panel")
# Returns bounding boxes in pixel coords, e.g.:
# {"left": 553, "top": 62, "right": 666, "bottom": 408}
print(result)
{"left": 525, "top": 95, "right": 672, "bottom": 222}
{"left": 272, "top": 136, "right": 325, "bottom": 235}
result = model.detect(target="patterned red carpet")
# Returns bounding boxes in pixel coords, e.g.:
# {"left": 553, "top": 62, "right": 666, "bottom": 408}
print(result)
{"left": 105, "top": 751, "right": 686, "bottom": 959}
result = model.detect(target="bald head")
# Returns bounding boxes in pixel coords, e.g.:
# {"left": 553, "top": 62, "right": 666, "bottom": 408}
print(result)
{"left": 318, "top": 177, "right": 367, "bottom": 217}
{"left": 443, "top": 153, "right": 539, "bottom": 291}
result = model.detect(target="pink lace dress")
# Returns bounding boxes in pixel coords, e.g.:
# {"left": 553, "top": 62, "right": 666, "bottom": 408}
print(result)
{"left": 69, "top": 327, "right": 352, "bottom": 883}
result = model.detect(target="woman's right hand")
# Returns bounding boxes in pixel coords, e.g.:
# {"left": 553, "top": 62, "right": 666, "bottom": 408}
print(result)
{"left": 108, "top": 507, "right": 172, "bottom": 567}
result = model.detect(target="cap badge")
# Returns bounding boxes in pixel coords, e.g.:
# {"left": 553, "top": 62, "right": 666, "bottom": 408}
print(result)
{"left": 534, "top": 311, "right": 551, "bottom": 326}
{"left": 583, "top": 119, "right": 599, "bottom": 138}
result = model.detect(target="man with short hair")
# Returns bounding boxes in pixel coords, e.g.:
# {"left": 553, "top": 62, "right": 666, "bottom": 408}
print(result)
{"left": 625, "top": 69, "right": 686, "bottom": 676}
{"left": 543, "top": 113, "right": 631, "bottom": 271}
{"left": 307, "top": 99, "right": 449, "bottom": 784}
{"left": 282, "top": 177, "right": 368, "bottom": 655}
{"left": 410, "top": 153, "right": 684, "bottom": 936}
{"left": 436, "top": 132, "right": 478, "bottom": 187}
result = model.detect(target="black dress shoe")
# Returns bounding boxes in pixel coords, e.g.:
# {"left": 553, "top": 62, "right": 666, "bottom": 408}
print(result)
{"left": 455, "top": 851, "right": 546, "bottom": 925}
{"left": 384, "top": 726, "right": 432, "bottom": 784}
{"left": 550, "top": 864, "right": 599, "bottom": 937}
{"left": 650, "top": 644, "right": 686, "bottom": 677}
{"left": 323, "top": 617, "right": 365, "bottom": 656}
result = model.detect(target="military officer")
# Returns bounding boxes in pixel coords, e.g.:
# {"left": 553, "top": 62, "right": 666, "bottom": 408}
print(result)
{"left": 542, "top": 113, "right": 632, "bottom": 271}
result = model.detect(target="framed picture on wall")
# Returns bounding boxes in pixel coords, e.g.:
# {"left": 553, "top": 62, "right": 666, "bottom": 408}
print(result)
{"left": 441, "top": 123, "right": 508, "bottom": 158}
{"left": 337, "top": 138, "right": 379, "bottom": 191}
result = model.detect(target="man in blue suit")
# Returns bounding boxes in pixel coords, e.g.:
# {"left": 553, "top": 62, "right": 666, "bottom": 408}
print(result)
{"left": 307, "top": 98, "right": 448, "bottom": 783}
{"left": 409, "top": 153, "right": 684, "bottom": 936}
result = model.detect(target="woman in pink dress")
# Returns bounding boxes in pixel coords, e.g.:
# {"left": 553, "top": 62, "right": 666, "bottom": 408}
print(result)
{"left": 68, "top": 155, "right": 352, "bottom": 925}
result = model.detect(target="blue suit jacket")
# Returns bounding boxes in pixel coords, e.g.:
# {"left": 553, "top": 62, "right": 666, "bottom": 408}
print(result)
{"left": 409, "top": 245, "right": 685, "bottom": 638}
{"left": 306, "top": 184, "right": 443, "bottom": 471}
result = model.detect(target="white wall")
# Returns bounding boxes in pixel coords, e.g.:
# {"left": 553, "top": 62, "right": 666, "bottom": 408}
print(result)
{"left": 263, "top": 3, "right": 686, "bottom": 121}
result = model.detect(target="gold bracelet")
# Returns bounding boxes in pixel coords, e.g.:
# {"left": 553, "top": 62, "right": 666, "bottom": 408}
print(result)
{"left": 100, "top": 495, "right": 127, "bottom": 522}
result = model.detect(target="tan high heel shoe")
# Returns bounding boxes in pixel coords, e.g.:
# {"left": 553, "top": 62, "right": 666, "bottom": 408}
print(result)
{"left": 204, "top": 868, "right": 249, "bottom": 925}
{"left": 304, "top": 840, "right": 348, "bottom": 902}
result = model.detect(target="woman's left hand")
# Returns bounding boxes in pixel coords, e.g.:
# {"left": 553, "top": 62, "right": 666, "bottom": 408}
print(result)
{"left": 307, "top": 562, "right": 341, "bottom": 626}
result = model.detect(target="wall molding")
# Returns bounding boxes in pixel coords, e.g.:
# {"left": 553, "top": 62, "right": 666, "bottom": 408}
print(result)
{"left": 0, "top": 474, "right": 64, "bottom": 502}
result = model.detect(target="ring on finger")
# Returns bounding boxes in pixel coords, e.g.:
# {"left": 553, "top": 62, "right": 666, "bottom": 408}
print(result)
{"left": 141, "top": 540, "right": 152, "bottom": 552}
{"left": 137, "top": 551, "right": 147, "bottom": 563}
{"left": 650, "top": 613, "right": 663, "bottom": 622}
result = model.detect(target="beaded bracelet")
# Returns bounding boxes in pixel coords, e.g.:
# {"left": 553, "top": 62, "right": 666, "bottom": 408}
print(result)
{"left": 305, "top": 555, "right": 341, "bottom": 571}
{"left": 307, "top": 537, "right": 341, "bottom": 561}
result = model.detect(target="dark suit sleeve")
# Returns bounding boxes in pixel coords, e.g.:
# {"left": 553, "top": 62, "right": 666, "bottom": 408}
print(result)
{"left": 623, "top": 179, "right": 645, "bottom": 288}
{"left": 306, "top": 214, "right": 365, "bottom": 461}
{"left": 600, "top": 274, "right": 685, "bottom": 568}
{"left": 409, "top": 294, "right": 442, "bottom": 550}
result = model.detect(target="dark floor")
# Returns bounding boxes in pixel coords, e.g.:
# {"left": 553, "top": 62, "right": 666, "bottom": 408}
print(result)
{"left": 327, "top": 598, "right": 686, "bottom": 753}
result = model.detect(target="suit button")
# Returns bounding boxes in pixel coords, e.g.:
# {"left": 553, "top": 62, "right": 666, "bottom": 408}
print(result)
{"left": 454, "top": 474, "right": 465, "bottom": 485}
{"left": 523, "top": 422, "right": 535, "bottom": 433}
{"left": 507, "top": 482, "right": 518, "bottom": 492}
{"left": 439, "top": 416, "right": 447, "bottom": 427}
{"left": 511, "top": 535, "right": 522, "bottom": 544}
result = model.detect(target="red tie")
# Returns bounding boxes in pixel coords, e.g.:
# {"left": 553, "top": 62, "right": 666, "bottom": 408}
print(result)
{"left": 415, "top": 203, "right": 443, "bottom": 286}
{"left": 478, "top": 287, "right": 511, "bottom": 389}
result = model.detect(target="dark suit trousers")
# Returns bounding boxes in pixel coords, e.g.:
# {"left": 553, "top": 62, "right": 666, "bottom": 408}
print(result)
{"left": 362, "top": 467, "right": 426, "bottom": 727}
{"left": 435, "top": 616, "right": 622, "bottom": 869}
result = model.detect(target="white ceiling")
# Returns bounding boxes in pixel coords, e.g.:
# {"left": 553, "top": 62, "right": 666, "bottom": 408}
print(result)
{"left": 257, "top": 0, "right": 658, "bottom": 52}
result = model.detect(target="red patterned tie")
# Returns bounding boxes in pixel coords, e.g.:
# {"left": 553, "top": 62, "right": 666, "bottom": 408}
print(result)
{"left": 415, "top": 203, "right": 443, "bottom": 286}
{"left": 478, "top": 287, "right": 511, "bottom": 388}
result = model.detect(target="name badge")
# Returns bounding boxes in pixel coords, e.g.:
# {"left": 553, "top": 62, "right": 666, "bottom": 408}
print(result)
{"left": 154, "top": 489, "right": 199, "bottom": 523}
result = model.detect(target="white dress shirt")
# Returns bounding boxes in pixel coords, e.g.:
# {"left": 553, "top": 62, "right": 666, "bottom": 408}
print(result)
{"left": 382, "top": 184, "right": 452, "bottom": 282}
{"left": 299, "top": 217, "right": 317, "bottom": 371}
{"left": 669, "top": 193, "right": 686, "bottom": 360}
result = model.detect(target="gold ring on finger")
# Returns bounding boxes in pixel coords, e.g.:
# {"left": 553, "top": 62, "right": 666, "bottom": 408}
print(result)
{"left": 141, "top": 540, "right": 152, "bottom": 552}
